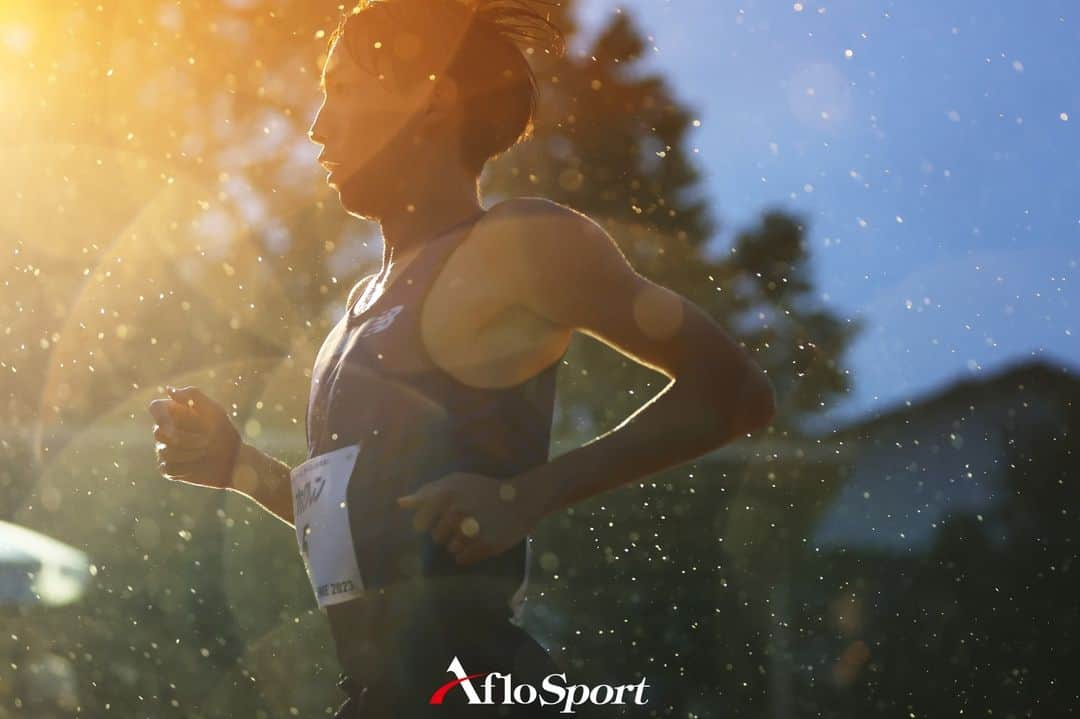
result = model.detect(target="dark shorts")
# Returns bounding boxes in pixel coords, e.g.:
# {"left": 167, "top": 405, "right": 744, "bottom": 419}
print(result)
{"left": 331, "top": 602, "right": 567, "bottom": 718}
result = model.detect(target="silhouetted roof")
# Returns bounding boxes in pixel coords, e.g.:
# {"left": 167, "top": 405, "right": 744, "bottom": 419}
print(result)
{"left": 820, "top": 357, "right": 1080, "bottom": 440}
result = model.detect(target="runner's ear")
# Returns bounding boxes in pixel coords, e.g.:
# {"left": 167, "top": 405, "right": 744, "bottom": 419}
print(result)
{"left": 419, "top": 75, "right": 459, "bottom": 132}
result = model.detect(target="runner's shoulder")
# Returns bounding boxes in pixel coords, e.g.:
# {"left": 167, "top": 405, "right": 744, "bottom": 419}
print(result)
{"left": 482, "top": 196, "right": 625, "bottom": 275}
{"left": 478, "top": 197, "right": 629, "bottom": 316}
{"left": 485, "top": 195, "right": 584, "bottom": 228}
{"left": 481, "top": 196, "right": 607, "bottom": 258}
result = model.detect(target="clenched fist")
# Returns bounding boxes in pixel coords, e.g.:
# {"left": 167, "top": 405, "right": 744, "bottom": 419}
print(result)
{"left": 146, "top": 385, "right": 241, "bottom": 490}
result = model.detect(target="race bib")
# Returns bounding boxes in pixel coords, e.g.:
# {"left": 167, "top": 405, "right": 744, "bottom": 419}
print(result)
{"left": 290, "top": 443, "right": 366, "bottom": 609}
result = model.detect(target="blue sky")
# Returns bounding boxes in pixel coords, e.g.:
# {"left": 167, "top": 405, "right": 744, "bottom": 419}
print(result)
{"left": 573, "top": 0, "right": 1079, "bottom": 431}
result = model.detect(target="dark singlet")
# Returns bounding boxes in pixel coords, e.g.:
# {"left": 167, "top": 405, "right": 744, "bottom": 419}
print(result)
{"left": 303, "top": 211, "right": 564, "bottom": 706}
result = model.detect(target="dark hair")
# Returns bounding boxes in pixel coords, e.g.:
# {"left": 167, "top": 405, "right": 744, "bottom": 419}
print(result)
{"left": 326, "top": 0, "right": 565, "bottom": 176}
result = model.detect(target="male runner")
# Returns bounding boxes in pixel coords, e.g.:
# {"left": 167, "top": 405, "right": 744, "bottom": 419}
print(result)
{"left": 148, "top": 1, "right": 776, "bottom": 715}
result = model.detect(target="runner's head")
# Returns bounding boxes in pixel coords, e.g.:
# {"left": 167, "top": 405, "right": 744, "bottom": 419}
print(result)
{"left": 308, "top": 0, "right": 564, "bottom": 219}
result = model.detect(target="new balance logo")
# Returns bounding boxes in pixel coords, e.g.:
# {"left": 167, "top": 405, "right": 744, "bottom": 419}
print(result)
{"left": 358, "top": 304, "right": 404, "bottom": 337}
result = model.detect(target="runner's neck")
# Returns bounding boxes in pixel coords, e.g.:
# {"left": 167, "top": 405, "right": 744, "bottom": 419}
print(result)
{"left": 352, "top": 209, "right": 486, "bottom": 318}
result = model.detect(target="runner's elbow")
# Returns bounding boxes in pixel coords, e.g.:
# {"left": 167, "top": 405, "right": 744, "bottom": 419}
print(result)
{"left": 705, "top": 369, "right": 776, "bottom": 441}
{"left": 740, "top": 373, "right": 777, "bottom": 435}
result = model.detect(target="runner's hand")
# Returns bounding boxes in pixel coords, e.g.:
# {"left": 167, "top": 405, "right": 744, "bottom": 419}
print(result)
{"left": 397, "top": 472, "right": 543, "bottom": 567}
{"left": 146, "top": 385, "right": 241, "bottom": 490}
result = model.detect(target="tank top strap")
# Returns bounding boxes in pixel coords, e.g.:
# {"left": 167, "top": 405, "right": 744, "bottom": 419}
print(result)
{"left": 346, "top": 273, "right": 380, "bottom": 316}
{"left": 346, "top": 210, "right": 487, "bottom": 328}
{"left": 403, "top": 209, "right": 487, "bottom": 292}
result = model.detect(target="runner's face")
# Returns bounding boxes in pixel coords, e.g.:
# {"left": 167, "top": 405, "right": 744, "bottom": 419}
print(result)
{"left": 309, "top": 37, "right": 435, "bottom": 214}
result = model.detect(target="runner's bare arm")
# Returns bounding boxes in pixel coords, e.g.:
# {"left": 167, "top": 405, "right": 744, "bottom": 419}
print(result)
{"left": 495, "top": 198, "right": 776, "bottom": 519}
{"left": 228, "top": 443, "right": 295, "bottom": 528}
